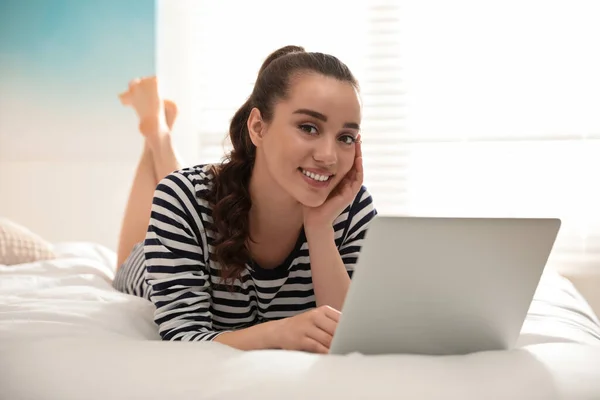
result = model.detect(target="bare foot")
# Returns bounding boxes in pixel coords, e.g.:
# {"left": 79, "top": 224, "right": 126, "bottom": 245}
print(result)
{"left": 119, "top": 77, "right": 178, "bottom": 140}
{"left": 163, "top": 99, "right": 178, "bottom": 131}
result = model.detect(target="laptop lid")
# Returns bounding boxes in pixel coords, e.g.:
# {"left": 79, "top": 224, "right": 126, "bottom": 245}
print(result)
{"left": 329, "top": 216, "right": 561, "bottom": 355}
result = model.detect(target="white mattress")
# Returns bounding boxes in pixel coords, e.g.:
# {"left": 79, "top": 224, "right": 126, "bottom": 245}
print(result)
{"left": 1, "top": 242, "right": 600, "bottom": 400}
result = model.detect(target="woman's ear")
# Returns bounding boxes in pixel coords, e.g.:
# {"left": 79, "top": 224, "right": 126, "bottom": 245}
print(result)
{"left": 247, "top": 107, "right": 265, "bottom": 147}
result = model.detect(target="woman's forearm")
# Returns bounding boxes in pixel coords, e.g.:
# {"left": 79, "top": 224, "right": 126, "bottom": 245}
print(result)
{"left": 305, "top": 226, "right": 351, "bottom": 310}
{"left": 214, "top": 319, "right": 281, "bottom": 350}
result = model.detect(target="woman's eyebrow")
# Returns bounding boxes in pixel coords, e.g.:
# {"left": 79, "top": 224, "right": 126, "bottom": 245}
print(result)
{"left": 293, "top": 108, "right": 360, "bottom": 130}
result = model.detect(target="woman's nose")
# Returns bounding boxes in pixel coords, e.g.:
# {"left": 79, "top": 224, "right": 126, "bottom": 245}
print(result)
{"left": 312, "top": 136, "right": 337, "bottom": 166}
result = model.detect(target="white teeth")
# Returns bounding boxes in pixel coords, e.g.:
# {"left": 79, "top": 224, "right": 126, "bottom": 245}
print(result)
{"left": 301, "top": 169, "right": 330, "bottom": 182}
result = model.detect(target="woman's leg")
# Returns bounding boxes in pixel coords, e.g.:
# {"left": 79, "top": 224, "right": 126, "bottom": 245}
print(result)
{"left": 116, "top": 98, "right": 182, "bottom": 267}
{"left": 116, "top": 143, "right": 158, "bottom": 267}
{"left": 145, "top": 128, "right": 184, "bottom": 183}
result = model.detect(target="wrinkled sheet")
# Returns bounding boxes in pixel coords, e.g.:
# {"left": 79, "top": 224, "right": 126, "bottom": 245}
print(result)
{"left": 1, "top": 242, "right": 599, "bottom": 400}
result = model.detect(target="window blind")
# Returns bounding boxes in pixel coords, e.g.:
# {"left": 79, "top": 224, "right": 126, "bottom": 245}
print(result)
{"left": 393, "top": 0, "right": 600, "bottom": 274}
{"left": 157, "top": 0, "right": 600, "bottom": 274}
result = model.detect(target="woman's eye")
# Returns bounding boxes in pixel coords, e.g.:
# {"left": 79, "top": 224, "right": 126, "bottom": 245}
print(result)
{"left": 299, "top": 124, "right": 318, "bottom": 135}
{"left": 339, "top": 135, "right": 357, "bottom": 145}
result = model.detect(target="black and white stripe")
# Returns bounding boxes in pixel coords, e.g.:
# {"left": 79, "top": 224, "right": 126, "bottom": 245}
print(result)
{"left": 112, "top": 242, "right": 150, "bottom": 299}
{"left": 114, "top": 164, "right": 377, "bottom": 342}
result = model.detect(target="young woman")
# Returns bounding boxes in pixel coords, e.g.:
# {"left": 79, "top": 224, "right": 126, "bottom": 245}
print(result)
{"left": 113, "top": 45, "right": 377, "bottom": 354}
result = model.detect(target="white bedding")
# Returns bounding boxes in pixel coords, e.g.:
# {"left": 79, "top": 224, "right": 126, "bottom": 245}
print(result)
{"left": 1, "top": 242, "right": 600, "bottom": 400}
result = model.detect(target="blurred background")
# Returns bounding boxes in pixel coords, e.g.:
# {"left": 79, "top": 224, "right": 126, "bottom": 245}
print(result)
{"left": 0, "top": 0, "right": 155, "bottom": 250}
{"left": 1, "top": 0, "right": 599, "bottom": 281}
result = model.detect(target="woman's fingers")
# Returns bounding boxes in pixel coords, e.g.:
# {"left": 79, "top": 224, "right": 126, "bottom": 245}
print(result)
{"left": 303, "top": 306, "right": 341, "bottom": 352}
{"left": 355, "top": 135, "right": 363, "bottom": 158}
{"left": 315, "top": 312, "right": 338, "bottom": 337}
{"left": 302, "top": 336, "right": 330, "bottom": 354}
{"left": 321, "top": 305, "right": 342, "bottom": 323}
{"left": 354, "top": 156, "right": 363, "bottom": 184}
{"left": 353, "top": 136, "right": 364, "bottom": 188}
{"left": 306, "top": 326, "right": 334, "bottom": 350}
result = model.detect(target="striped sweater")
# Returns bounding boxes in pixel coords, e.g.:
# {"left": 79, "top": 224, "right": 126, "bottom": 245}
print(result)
{"left": 144, "top": 164, "right": 377, "bottom": 341}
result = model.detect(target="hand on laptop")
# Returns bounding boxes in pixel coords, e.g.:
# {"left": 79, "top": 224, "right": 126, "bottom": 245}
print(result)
{"left": 275, "top": 305, "right": 340, "bottom": 354}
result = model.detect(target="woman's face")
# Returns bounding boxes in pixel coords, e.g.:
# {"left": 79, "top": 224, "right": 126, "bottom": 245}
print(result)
{"left": 251, "top": 73, "right": 362, "bottom": 208}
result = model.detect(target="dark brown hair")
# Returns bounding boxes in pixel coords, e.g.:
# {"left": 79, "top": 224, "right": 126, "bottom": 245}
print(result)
{"left": 207, "top": 45, "right": 358, "bottom": 284}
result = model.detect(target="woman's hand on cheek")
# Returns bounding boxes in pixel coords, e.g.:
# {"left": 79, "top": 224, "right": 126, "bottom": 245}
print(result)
{"left": 302, "top": 136, "right": 364, "bottom": 231}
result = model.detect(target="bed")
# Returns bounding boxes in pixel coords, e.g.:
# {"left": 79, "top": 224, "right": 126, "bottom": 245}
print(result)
{"left": 1, "top": 241, "right": 600, "bottom": 400}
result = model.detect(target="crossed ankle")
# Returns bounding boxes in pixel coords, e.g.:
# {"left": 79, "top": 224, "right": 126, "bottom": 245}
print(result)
{"left": 145, "top": 132, "right": 174, "bottom": 155}
{"left": 138, "top": 117, "right": 170, "bottom": 136}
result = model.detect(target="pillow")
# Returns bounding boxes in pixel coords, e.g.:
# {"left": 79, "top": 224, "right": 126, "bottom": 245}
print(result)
{"left": 0, "top": 218, "right": 56, "bottom": 265}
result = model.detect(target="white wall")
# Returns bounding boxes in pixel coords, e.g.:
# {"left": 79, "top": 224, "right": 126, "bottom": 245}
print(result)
{"left": 0, "top": 67, "right": 147, "bottom": 251}
{"left": 0, "top": 75, "right": 146, "bottom": 252}
{"left": 0, "top": 159, "right": 137, "bottom": 250}
{"left": 0, "top": 133, "right": 196, "bottom": 251}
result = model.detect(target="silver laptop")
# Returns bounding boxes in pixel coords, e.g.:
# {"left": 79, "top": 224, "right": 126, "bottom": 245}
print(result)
{"left": 329, "top": 215, "right": 561, "bottom": 356}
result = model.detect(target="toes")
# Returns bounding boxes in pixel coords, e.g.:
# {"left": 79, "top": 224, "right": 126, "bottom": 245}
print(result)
{"left": 128, "top": 78, "right": 141, "bottom": 90}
